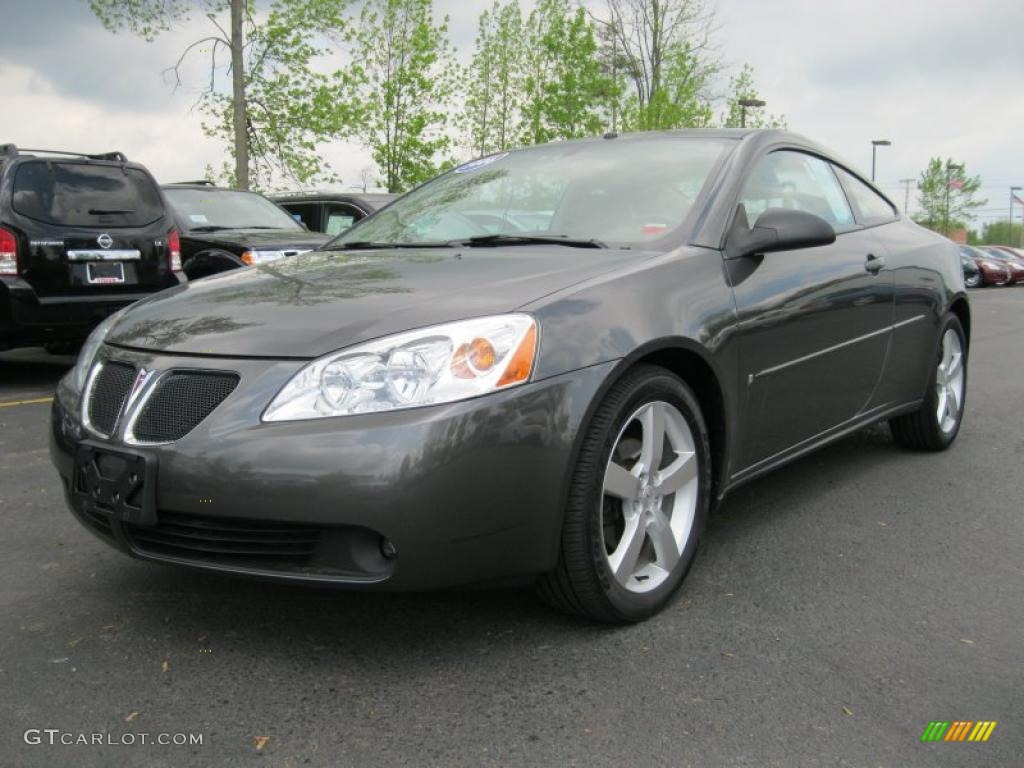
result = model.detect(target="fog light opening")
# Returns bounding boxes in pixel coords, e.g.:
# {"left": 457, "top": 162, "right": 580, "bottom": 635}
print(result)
{"left": 380, "top": 537, "right": 397, "bottom": 560}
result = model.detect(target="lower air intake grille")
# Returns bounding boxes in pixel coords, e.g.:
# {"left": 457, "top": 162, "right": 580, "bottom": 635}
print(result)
{"left": 132, "top": 371, "right": 238, "bottom": 443}
{"left": 87, "top": 362, "right": 135, "bottom": 436}
{"left": 124, "top": 512, "right": 323, "bottom": 570}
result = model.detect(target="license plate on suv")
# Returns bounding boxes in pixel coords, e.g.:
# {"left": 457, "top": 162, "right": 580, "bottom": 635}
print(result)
{"left": 86, "top": 262, "right": 126, "bottom": 284}
{"left": 72, "top": 442, "right": 158, "bottom": 527}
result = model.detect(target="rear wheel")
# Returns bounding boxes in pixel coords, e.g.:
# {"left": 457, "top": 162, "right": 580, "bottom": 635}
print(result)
{"left": 538, "top": 365, "right": 711, "bottom": 623}
{"left": 889, "top": 314, "right": 967, "bottom": 451}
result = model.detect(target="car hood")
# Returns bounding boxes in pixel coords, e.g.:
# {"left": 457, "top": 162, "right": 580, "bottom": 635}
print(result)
{"left": 107, "top": 246, "right": 654, "bottom": 358}
{"left": 183, "top": 228, "right": 330, "bottom": 250}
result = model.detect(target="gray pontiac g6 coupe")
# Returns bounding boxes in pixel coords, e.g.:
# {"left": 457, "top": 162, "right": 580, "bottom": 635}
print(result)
{"left": 50, "top": 130, "right": 969, "bottom": 623}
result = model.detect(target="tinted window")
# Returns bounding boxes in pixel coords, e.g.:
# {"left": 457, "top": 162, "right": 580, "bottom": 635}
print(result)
{"left": 281, "top": 202, "right": 322, "bottom": 231}
{"left": 12, "top": 161, "right": 164, "bottom": 228}
{"left": 325, "top": 204, "right": 361, "bottom": 236}
{"left": 333, "top": 138, "right": 731, "bottom": 249}
{"left": 835, "top": 167, "right": 897, "bottom": 225}
{"left": 740, "top": 151, "right": 854, "bottom": 229}
{"left": 163, "top": 188, "right": 303, "bottom": 232}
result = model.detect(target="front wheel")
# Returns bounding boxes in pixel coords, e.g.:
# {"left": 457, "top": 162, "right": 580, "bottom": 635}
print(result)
{"left": 538, "top": 365, "right": 711, "bottom": 623}
{"left": 964, "top": 271, "right": 981, "bottom": 288}
{"left": 889, "top": 314, "right": 967, "bottom": 451}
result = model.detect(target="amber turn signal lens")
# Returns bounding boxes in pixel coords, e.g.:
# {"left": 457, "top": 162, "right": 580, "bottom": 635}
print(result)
{"left": 497, "top": 323, "right": 537, "bottom": 387}
{"left": 240, "top": 250, "right": 255, "bottom": 265}
{"left": 468, "top": 338, "right": 496, "bottom": 371}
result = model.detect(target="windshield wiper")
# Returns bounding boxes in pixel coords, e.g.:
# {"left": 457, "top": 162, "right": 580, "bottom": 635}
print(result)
{"left": 241, "top": 226, "right": 288, "bottom": 230}
{"left": 88, "top": 208, "right": 134, "bottom": 215}
{"left": 188, "top": 225, "right": 234, "bottom": 232}
{"left": 332, "top": 240, "right": 454, "bottom": 250}
{"left": 451, "top": 234, "right": 607, "bottom": 249}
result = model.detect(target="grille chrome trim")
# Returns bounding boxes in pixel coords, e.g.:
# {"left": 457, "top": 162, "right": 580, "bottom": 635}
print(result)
{"left": 122, "top": 369, "right": 239, "bottom": 446}
{"left": 82, "top": 360, "right": 136, "bottom": 439}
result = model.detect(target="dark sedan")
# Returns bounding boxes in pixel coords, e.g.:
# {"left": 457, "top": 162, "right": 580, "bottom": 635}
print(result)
{"left": 50, "top": 130, "right": 969, "bottom": 623}
{"left": 162, "top": 183, "right": 329, "bottom": 279}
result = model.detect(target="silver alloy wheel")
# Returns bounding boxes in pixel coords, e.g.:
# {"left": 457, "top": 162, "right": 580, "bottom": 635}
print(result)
{"left": 935, "top": 329, "right": 965, "bottom": 434}
{"left": 600, "top": 401, "right": 699, "bottom": 594}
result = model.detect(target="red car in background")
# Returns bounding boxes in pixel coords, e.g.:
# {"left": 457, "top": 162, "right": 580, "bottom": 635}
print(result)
{"left": 961, "top": 245, "right": 1011, "bottom": 285}
{"left": 978, "top": 246, "right": 1024, "bottom": 284}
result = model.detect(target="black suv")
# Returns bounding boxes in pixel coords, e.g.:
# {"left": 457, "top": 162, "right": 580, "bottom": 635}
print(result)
{"left": 162, "top": 182, "right": 329, "bottom": 279}
{"left": 269, "top": 191, "right": 397, "bottom": 236}
{"left": 0, "top": 144, "right": 184, "bottom": 351}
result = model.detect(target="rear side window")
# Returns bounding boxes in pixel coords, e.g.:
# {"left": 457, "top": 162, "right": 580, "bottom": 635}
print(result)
{"left": 834, "top": 167, "right": 897, "bottom": 225}
{"left": 12, "top": 161, "right": 164, "bottom": 228}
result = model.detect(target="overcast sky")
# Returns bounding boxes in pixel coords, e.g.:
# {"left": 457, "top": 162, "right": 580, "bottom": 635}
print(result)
{"left": 3, "top": 0, "right": 1022, "bottom": 225}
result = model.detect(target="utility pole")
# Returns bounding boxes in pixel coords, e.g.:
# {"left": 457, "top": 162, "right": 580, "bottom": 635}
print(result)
{"left": 899, "top": 178, "right": 914, "bottom": 215}
{"left": 1010, "top": 186, "right": 1022, "bottom": 246}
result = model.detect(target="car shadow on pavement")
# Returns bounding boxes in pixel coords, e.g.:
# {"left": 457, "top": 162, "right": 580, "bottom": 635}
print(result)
{"left": 0, "top": 347, "right": 76, "bottom": 396}
{"left": 71, "top": 421, "right": 910, "bottom": 658}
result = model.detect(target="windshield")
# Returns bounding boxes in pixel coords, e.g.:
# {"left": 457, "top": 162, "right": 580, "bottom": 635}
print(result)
{"left": 12, "top": 161, "right": 164, "bottom": 228}
{"left": 164, "top": 188, "right": 303, "bottom": 232}
{"left": 330, "top": 137, "right": 731, "bottom": 249}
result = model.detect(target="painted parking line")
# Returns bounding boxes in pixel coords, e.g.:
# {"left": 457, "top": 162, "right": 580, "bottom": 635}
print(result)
{"left": 0, "top": 396, "right": 54, "bottom": 408}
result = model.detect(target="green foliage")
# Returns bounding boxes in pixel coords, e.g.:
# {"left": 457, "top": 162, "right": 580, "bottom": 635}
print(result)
{"left": 87, "top": 0, "right": 222, "bottom": 41}
{"left": 201, "top": 0, "right": 352, "bottom": 189}
{"left": 970, "top": 219, "right": 1023, "bottom": 246}
{"left": 913, "top": 158, "right": 987, "bottom": 234}
{"left": 622, "top": 44, "right": 714, "bottom": 131}
{"left": 720, "top": 64, "right": 786, "bottom": 129}
{"left": 461, "top": 1, "right": 524, "bottom": 156}
{"left": 519, "top": 0, "right": 607, "bottom": 145}
{"left": 337, "top": 0, "right": 457, "bottom": 193}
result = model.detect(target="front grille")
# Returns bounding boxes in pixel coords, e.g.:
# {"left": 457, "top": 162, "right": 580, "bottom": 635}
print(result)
{"left": 87, "top": 362, "right": 135, "bottom": 436}
{"left": 132, "top": 372, "right": 238, "bottom": 443}
{"left": 124, "top": 512, "right": 323, "bottom": 570}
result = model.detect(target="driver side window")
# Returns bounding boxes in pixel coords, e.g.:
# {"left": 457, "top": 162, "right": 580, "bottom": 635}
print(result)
{"left": 740, "top": 151, "right": 854, "bottom": 230}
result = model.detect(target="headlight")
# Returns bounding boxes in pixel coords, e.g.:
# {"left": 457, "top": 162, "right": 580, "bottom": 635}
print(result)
{"left": 262, "top": 314, "right": 538, "bottom": 421}
{"left": 72, "top": 310, "right": 125, "bottom": 391}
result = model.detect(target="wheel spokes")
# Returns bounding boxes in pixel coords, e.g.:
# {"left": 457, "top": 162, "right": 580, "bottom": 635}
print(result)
{"left": 604, "top": 461, "right": 641, "bottom": 501}
{"left": 608, "top": 515, "right": 646, "bottom": 585}
{"left": 656, "top": 452, "right": 698, "bottom": 495}
{"left": 647, "top": 507, "right": 681, "bottom": 573}
{"left": 639, "top": 402, "right": 666, "bottom": 474}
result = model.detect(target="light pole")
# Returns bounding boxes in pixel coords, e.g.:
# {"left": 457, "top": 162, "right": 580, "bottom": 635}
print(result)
{"left": 1010, "top": 186, "right": 1022, "bottom": 246}
{"left": 899, "top": 178, "right": 915, "bottom": 215}
{"left": 870, "top": 139, "right": 891, "bottom": 182}
{"left": 944, "top": 162, "right": 964, "bottom": 237}
{"left": 738, "top": 98, "right": 766, "bottom": 129}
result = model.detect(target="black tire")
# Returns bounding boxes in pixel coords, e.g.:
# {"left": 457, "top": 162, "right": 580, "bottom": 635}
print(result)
{"left": 889, "top": 314, "right": 967, "bottom": 451}
{"left": 538, "top": 365, "right": 712, "bottom": 624}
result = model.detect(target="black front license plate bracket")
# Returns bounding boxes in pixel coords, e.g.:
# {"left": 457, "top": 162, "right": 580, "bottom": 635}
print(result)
{"left": 72, "top": 442, "right": 158, "bottom": 527}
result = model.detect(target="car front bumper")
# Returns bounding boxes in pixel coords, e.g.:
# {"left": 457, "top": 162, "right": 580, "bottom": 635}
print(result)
{"left": 49, "top": 346, "right": 615, "bottom": 590}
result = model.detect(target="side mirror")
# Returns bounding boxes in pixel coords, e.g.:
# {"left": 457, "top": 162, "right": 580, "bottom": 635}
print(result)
{"left": 726, "top": 205, "right": 836, "bottom": 259}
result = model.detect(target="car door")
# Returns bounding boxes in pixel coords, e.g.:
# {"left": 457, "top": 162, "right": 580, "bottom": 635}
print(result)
{"left": 729, "top": 150, "right": 895, "bottom": 471}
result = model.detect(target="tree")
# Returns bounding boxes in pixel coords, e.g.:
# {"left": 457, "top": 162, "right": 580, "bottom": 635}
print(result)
{"left": 971, "top": 219, "right": 1023, "bottom": 247}
{"left": 519, "top": 0, "right": 607, "bottom": 145}
{"left": 337, "top": 0, "right": 457, "bottom": 193}
{"left": 461, "top": 1, "right": 525, "bottom": 157}
{"left": 201, "top": 0, "right": 353, "bottom": 189}
{"left": 593, "top": 0, "right": 720, "bottom": 130}
{"left": 913, "top": 158, "right": 986, "bottom": 235}
{"left": 720, "top": 64, "right": 786, "bottom": 129}
{"left": 88, "top": 0, "right": 348, "bottom": 190}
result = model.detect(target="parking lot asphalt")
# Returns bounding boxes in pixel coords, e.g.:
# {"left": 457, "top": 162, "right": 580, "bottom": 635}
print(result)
{"left": 1, "top": 288, "right": 1021, "bottom": 768}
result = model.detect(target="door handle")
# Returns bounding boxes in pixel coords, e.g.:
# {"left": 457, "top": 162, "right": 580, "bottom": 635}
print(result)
{"left": 865, "top": 254, "right": 886, "bottom": 274}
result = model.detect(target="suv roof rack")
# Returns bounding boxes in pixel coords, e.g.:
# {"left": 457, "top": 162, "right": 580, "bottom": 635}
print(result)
{"left": 166, "top": 180, "right": 217, "bottom": 186}
{"left": 0, "top": 144, "right": 128, "bottom": 162}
